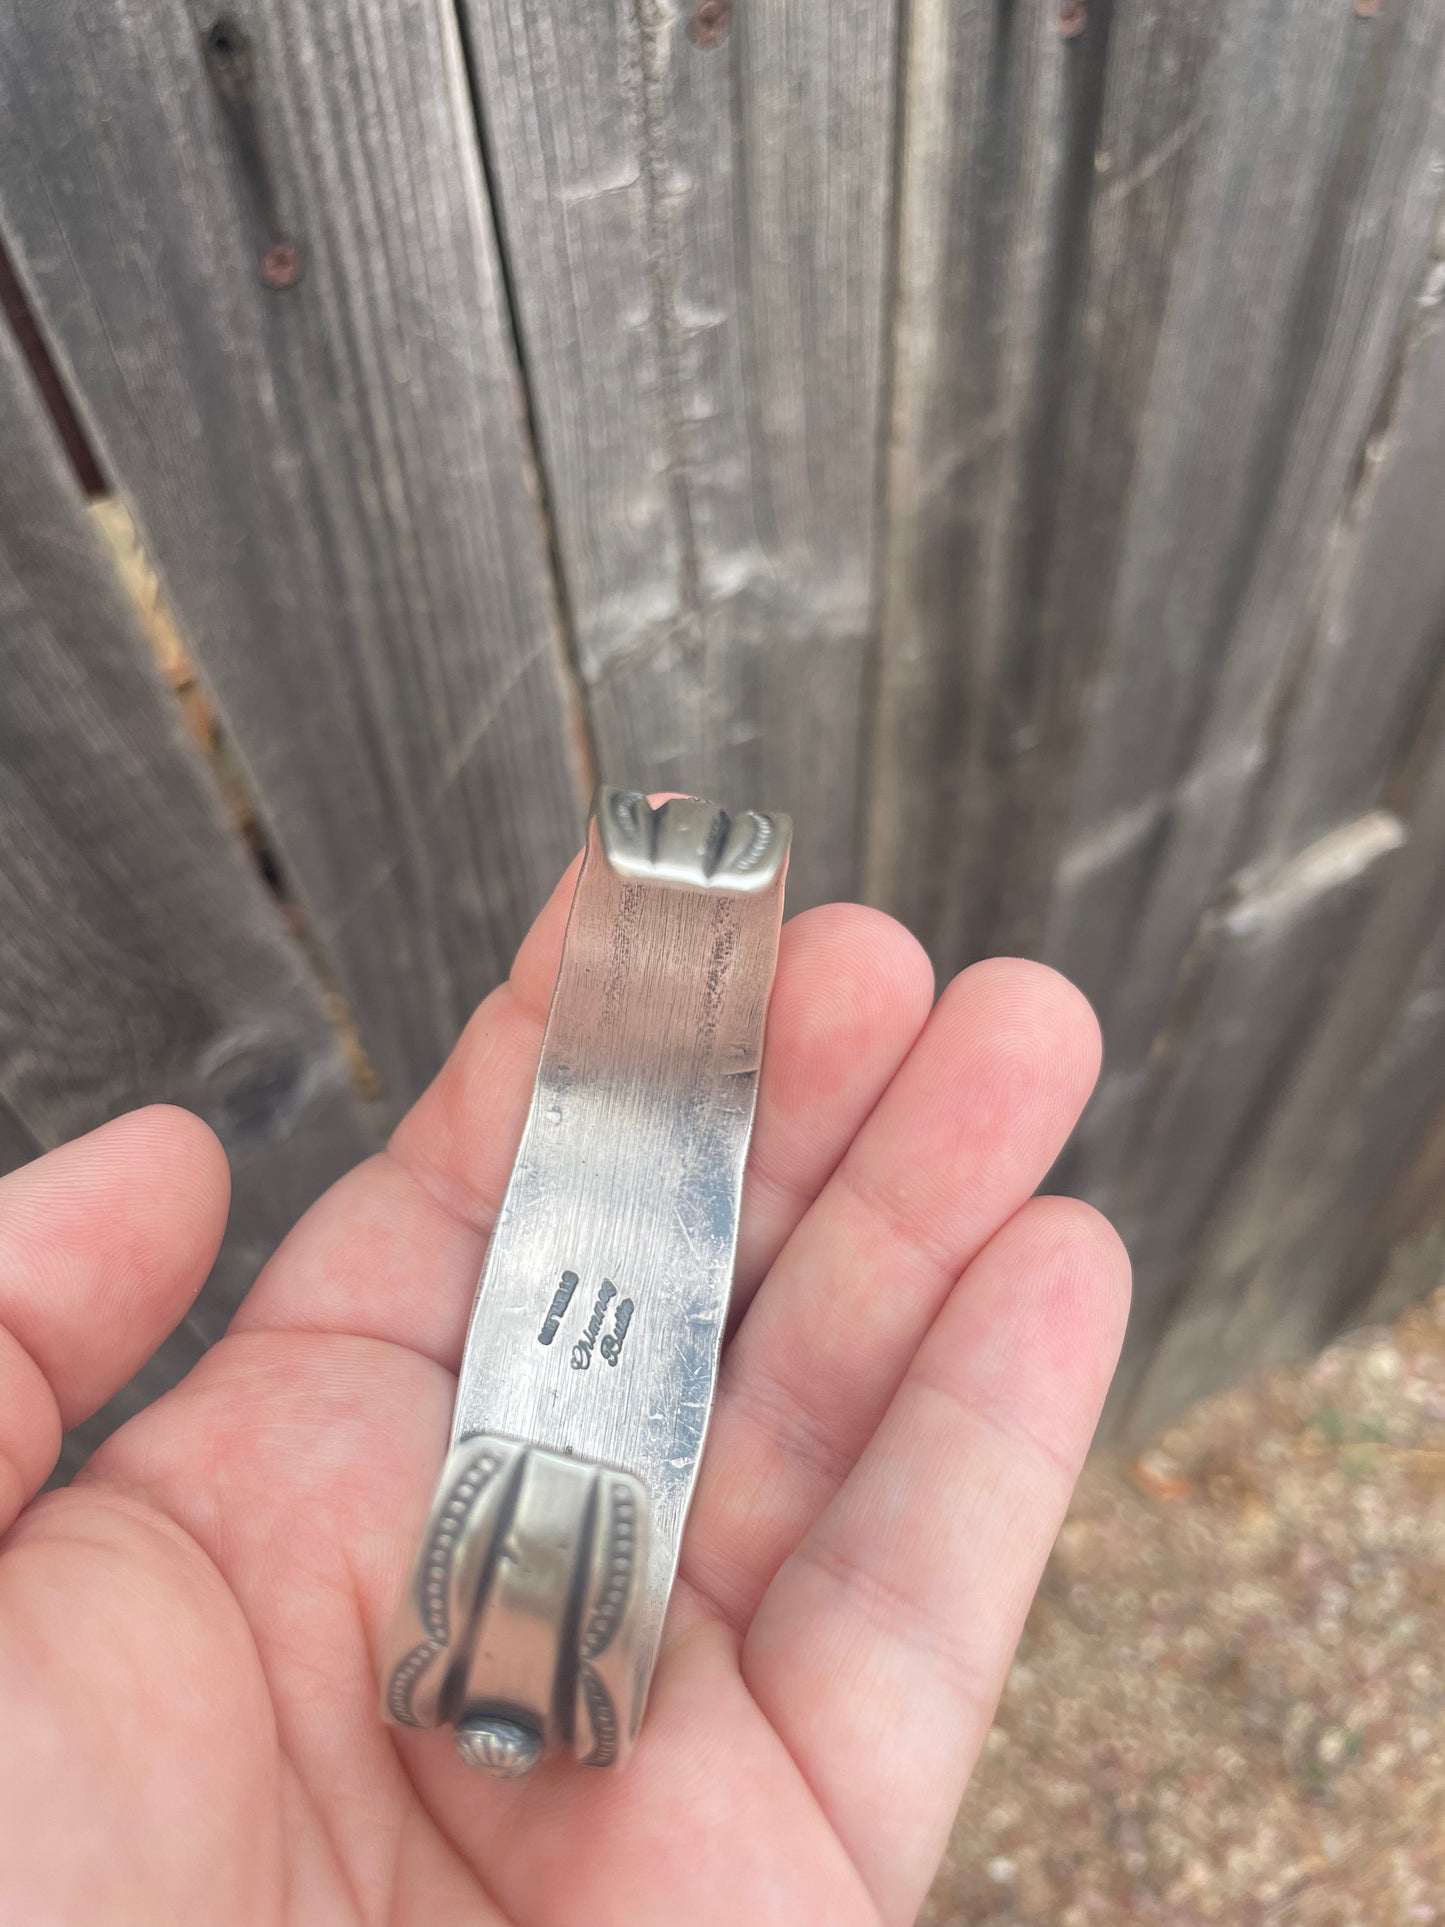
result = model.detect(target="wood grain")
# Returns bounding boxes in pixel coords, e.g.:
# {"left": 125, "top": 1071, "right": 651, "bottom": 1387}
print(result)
{"left": 0, "top": 0, "right": 588, "bottom": 1113}
{"left": 1128, "top": 761, "right": 1445, "bottom": 1436}
{"left": 0, "top": 317, "right": 370, "bottom": 1451}
{"left": 1117, "top": 259, "right": 1445, "bottom": 1427}
{"left": 458, "top": 0, "right": 898, "bottom": 905}
{"left": 869, "top": 0, "right": 1445, "bottom": 1422}
{"left": 1045, "top": 0, "right": 1445, "bottom": 1194}
{"left": 1111, "top": 251, "right": 1445, "bottom": 1427}
{"left": 868, "top": 0, "right": 1206, "bottom": 958}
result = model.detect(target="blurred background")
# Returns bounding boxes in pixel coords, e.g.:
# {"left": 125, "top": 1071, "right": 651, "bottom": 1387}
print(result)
{"left": 2, "top": 0, "right": 1444, "bottom": 1914}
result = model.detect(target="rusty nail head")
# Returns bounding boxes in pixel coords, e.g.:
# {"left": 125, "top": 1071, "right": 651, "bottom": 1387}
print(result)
{"left": 1059, "top": 0, "right": 1088, "bottom": 37}
{"left": 1353, "top": 0, "right": 1381, "bottom": 15}
{"left": 689, "top": 0, "right": 730, "bottom": 48}
{"left": 259, "top": 240, "right": 303, "bottom": 290}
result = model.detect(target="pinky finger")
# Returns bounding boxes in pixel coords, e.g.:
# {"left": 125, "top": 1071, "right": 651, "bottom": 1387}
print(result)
{"left": 741, "top": 1196, "right": 1130, "bottom": 1926}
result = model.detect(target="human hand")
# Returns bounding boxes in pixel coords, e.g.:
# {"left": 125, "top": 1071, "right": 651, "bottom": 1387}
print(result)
{"left": 0, "top": 861, "right": 1128, "bottom": 1927}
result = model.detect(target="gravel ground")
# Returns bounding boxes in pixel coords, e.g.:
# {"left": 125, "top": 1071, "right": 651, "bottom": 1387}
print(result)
{"left": 924, "top": 1287, "right": 1445, "bottom": 1925}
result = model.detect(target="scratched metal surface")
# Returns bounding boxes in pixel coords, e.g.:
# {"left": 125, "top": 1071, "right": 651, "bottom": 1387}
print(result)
{"left": 450, "top": 809, "right": 786, "bottom": 1673}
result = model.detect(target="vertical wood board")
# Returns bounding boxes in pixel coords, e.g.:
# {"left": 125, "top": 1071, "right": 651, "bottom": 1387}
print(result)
{"left": 1048, "top": 0, "right": 1445, "bottom": 1187}
{"left": 868, "top": 0, "right": 1224, "bottom": 961}
{"left": 0, "top": 0, "right": 587, "bottom": 1113}
{"left": 1121, "top": 281, "right": 1445, "bottom": 1426}
{"left": 0, "top": 317, "right": 370, "bottom": 1447}
{"left": 870, "top": 0, "right": 1445, "bottom": 1429}
{"left": 459, "top": 0, "right": 898, "bottom": 904}
{"left": 1106, "top": 253, "right": 1445, "bottom": 1422}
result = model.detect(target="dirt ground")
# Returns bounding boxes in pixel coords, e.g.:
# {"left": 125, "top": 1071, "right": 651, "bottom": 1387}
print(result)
{"left": 923, "top": 1288, "right": 1445, "bottom": 1926}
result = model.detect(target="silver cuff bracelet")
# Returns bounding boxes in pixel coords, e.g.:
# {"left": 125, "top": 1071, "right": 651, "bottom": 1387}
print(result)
{"left": 380, "top": 788, "right": 791, "bottom": 1774}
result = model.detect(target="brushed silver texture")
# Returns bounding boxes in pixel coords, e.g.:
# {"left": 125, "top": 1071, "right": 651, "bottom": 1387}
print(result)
{"left": 381, "top": 788, "right": 790, "bottom": 1771}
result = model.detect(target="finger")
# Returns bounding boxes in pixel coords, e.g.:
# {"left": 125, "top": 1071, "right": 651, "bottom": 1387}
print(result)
{"left": 687, "top": 960, "right": 1099, "bottom": 1626}
{"left": 744, "top": 1196, "right": 1130, "bottom": 1925}
{"left": 238, "top": 895, "right": 931, "bottom": 1368}
{"left": 0, "top": 1106, "right": 230, "bottom": 1529}
{"left": 735, "top": 904, "right": 933, "bottom": 1307}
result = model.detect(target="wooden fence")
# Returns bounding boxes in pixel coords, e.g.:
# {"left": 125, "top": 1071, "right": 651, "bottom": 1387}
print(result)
{"left": 3, "top": 0, "right": 1445, "bottom": 1453}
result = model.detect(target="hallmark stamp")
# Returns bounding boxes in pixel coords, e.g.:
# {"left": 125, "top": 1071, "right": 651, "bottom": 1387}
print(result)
{"left": 537, "top": 1267, "right": 635, "bottom": 1370}
{"left": 569, "top": 1278, "right": 635, "bottom": 1371}
{"left": 599, "top": 1298, "right": 633, "bottom": 1366}
{"left": 537, "top": 1270, "right": 579, "bottom": 1346}
{"left": 571, "top": 1279, "right": 616, "bottom": 1370}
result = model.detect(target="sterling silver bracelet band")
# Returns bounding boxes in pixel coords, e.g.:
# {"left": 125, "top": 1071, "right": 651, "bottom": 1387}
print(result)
{"left": 380, "top": 788, "right": 790, "bottom": 1774}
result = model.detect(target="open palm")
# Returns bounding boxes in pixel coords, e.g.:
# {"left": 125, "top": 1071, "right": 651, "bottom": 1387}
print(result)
{"left": 0, "top": 860, "right": 1128, "bottom": 1927}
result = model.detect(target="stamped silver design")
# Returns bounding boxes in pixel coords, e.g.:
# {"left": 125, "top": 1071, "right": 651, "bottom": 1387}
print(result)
{"left": 536, "top": 1269, "right": 578, "bottom": 1346}
{"left": 382, "top": 1437, "right": 650, "bottom": 1767}
{"left": 385, "top": 1444, "right": 506, "bottom": 1728}
{"left": 598, "top": 789, "right": 785, "bottom": 894}
{"left": 380, "top": 787, "right": 790, "bottom": 1771}
{"left": 583, "top": 1483, "right": 638, "bottom": 1661}
{"left": 578, "top": 1666, "right": 619, "bottom": 1768}
{"left": 455, "top": 1717, "right": 544, "bottom": 1778}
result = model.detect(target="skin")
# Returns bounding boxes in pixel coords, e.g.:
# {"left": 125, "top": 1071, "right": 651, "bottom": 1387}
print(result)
{"left": 0, "top": 856, "right": 1129, "bottom": 1927}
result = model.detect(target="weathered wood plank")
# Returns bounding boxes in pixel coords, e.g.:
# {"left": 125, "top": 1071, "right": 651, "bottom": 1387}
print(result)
{"left": 867, "top": 0, "right": 1445, "bottom": 1433}
{"left": 1120, "top": 329, "right": 1445, "bottom": 1428}
{"left": 0, "top": 0, "right": 587, "bottom": 1113}
{"left": 1104, "top": 253, "right": 1445, "bottom": 1425}
{"left": 1127, "top": 796, "right": 1445, "bottom": 1437}
{"left": 0, "top": 316, "right": 370, "bottom": 1450}
{"left": 870, "top": 0, "right": 1445, "bottom": 989}
{"left": 1047, "top": 0, "right": 1445, "bottom": 1200}
{"left": 868, "top": 0, "right": 1225, "bottom": 959}
{"left": 869, "top": 0, "right": 1444, "bottom": 1103}
{"left": 459, "top": 0, "right": 897, "bottom": 905}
